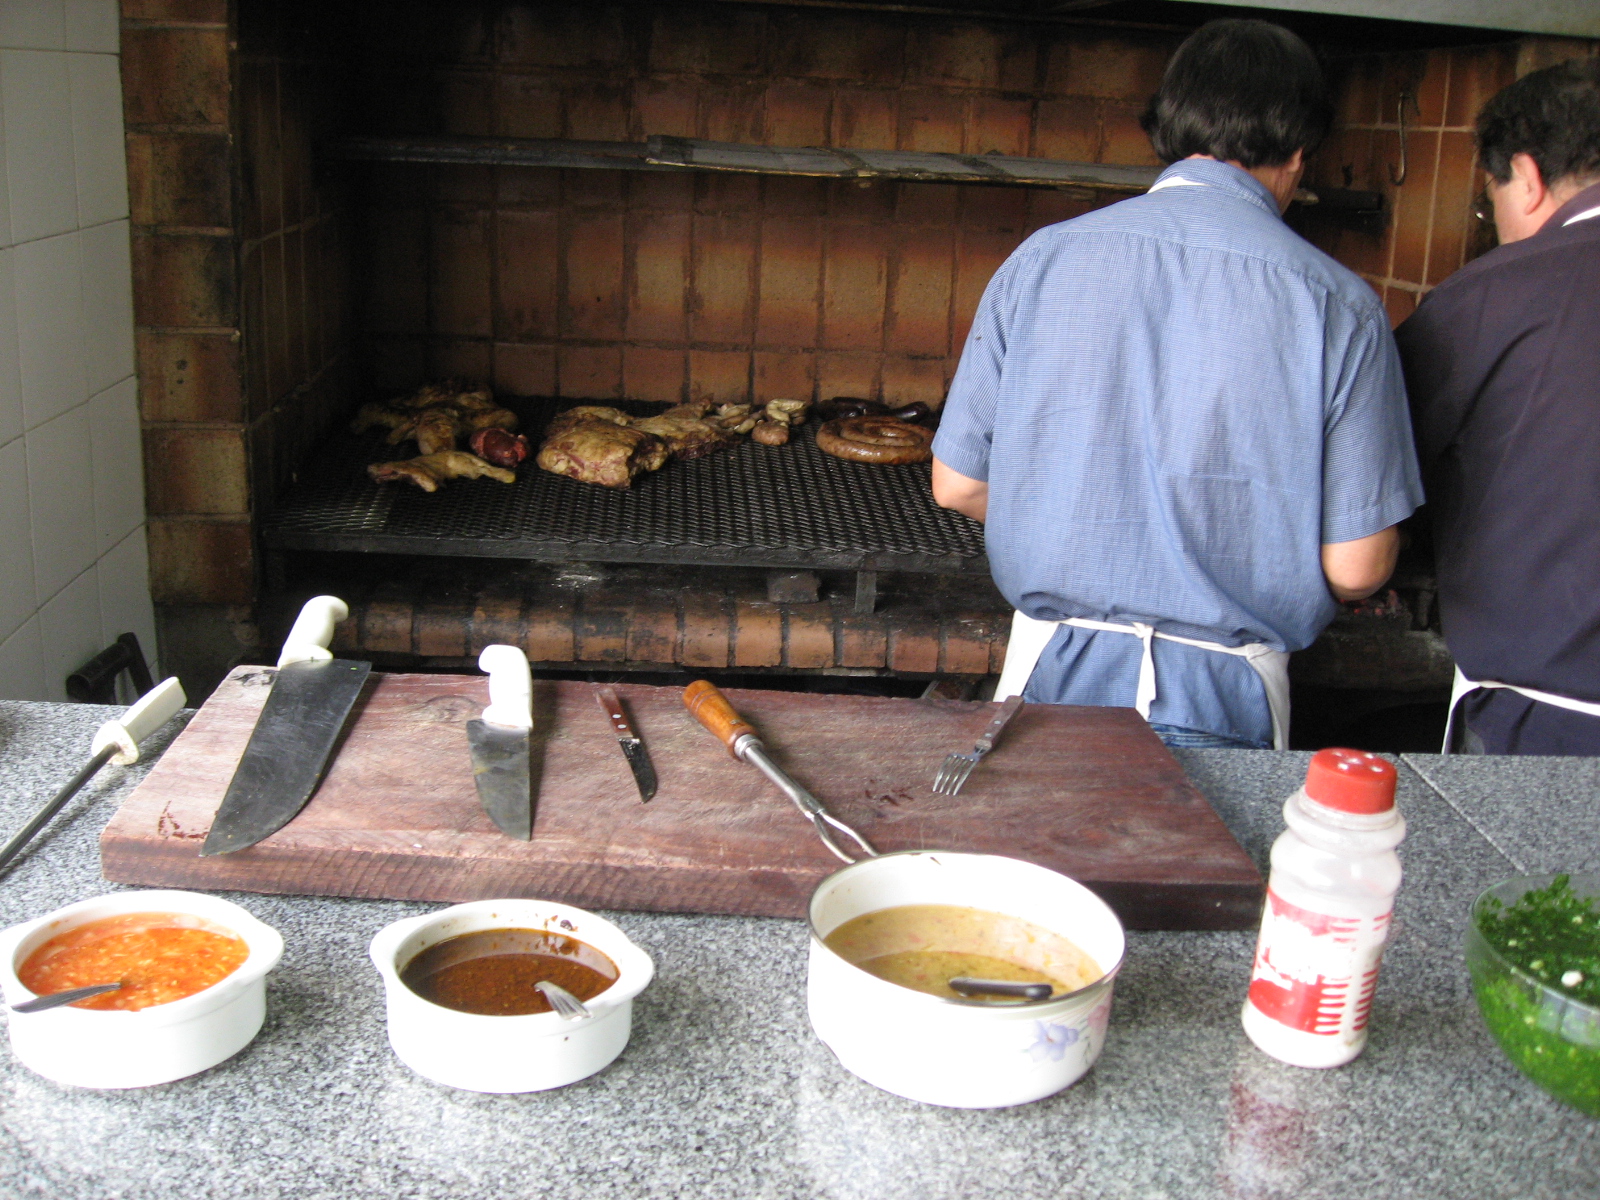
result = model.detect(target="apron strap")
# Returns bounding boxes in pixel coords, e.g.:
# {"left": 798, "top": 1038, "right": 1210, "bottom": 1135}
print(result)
{"left": 995, "top": 611, "right": 1291, "bottom": 750}
{"left": 1443, "top": 665, "right": 1600, "bottom": 755}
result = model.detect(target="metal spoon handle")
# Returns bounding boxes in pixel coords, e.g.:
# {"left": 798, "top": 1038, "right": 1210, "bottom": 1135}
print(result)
{"left": 11, "top": 981, "right": 125, "bottom": 1013}
{"left": 535, "top": 980, "right": 590, "bottom": 1020}
{"left": 948, "top": 976, "right": 1054, "bottom": 1002}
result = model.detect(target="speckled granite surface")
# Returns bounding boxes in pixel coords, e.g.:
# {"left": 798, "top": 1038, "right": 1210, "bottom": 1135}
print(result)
{"left": 1403, "top": 753, "right": 1600, "bottom": 875}
{"left": 1, "top": 701, "right": 1597, "bottom": 1199}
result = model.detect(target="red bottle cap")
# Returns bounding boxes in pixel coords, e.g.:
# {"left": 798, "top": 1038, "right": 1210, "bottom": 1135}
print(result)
{"left": 1303, "top": 747, "right": 1396, "bottom": 814}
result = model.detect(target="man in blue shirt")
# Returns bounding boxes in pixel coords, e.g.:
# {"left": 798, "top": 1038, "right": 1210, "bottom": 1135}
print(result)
{"left": 931, "top": 20, "right": 1423, "bottom": 749}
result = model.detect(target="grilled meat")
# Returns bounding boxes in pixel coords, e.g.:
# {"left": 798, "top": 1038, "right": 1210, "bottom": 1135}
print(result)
{"left": 631, "top": 412, "right": 737, "bottom": 459}
{"left": 469, "top": 427, "right": 531, "bottom": 468}
{"left": 367, "top": 450, "right": 517, "bottom": 492}
{"left": 536, "top": 419, "right": 668, "bottom": 489}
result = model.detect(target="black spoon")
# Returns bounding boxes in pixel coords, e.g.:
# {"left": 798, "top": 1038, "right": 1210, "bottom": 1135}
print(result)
{"left": 948, "top": 977, "right": 1055, "bottom": 1002}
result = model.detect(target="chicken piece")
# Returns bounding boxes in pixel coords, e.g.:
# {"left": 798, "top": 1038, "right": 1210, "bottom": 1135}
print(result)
{"left": 367, "top": 450, "right": 517, "bottom": 492}
{"left": 443, "top": 386, "right": 496, "bottom": 413}
{"left": 461, "top": 407, "right": 519, "bottom": 434}
{"left": 396, "top": 382, "right": 461, "bottom": 409}
{"left": 660, "top": 401, "right": 710, "bottom": 419}
{"left": 632, "top": 412, "right": 737, "bottom": 460}
{"left": 350, "top": 401, "right": 414, "bottom": 435}
{"left": 411, "top": 406, "right": 464, "bottom": 455}
{"left": 537, "top": 419, "right": 667, "bottom": 489}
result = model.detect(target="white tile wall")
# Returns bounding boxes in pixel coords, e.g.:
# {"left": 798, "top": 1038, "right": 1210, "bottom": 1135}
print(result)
{"left": 13, "top": 230, "right": 85, "bottom": 428}
{"left": 69, "top": 52, "right": 125, "bottom": 226}
{"left": 62, "top": 0, "right": 116, "bottom": 56}
{"left": 1, "top": 50, "right": 78, "bottom": 243}
{"left": 0, "top": 0, "right": 155, "bottom": 701}
{"left": 97, "top": 524, "right": 157, "bottom": 670}
{"left": 89, "top": 374, "right": 141, "bottom": 553}
{"left": 0, "top": 0, "right": 65, "bottom": 54}
{"left": 0, "top": 617, "right": 45, "bottom": 701}
{"left": 78, "top": 217, "right": 132, "bottom": 392}
{"left": 37, "top": 561, "right": 100, "bottom": 701}
{"left": 0, "top": 248, "right": 19, "bottom": 443}
{"left": 26, "top": 399, "right": 95, "bottom": 598}
{"left": 0, "top": 434, "right": 36, "bottom": 640}
{"left": 0, "top": 79, "right": 11, "bottom": 248}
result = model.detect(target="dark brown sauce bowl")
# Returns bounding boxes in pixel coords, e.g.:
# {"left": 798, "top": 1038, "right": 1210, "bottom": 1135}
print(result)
{"left": 369, "top": 900, "right": 655, "bottom": 1094}
{"left": 399, "top": 928, "right": 619, "bottom": 1016}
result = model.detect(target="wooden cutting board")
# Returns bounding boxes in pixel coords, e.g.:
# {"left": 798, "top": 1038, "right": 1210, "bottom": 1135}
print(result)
{"left": 100, "top": 669, "right": 1263, "bottom": 929}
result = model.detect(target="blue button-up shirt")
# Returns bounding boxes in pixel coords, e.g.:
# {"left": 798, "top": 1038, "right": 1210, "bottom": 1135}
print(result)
{"left": 933, "top": 159, "right": 1424, "bottom": 746}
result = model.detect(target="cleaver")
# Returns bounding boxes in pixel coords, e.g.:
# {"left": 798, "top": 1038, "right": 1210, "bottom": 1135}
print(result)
{"left": 201, "top": 596, "right": 370, "bottom": 856}
{"left": 466, "top": 645, "right": 534, "bottom": 839}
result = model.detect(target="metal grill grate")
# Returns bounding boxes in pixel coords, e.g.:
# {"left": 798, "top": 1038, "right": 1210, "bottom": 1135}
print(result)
{"left": 261, "top": 400, "right": 988, "bottom": 574}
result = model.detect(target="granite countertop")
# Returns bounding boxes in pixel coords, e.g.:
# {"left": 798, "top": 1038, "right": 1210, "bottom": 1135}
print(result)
{"left": 1, "top": 699, "right": 1597, "bottom": 1199}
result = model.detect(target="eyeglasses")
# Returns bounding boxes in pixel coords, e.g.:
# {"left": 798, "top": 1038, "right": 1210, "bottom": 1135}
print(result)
{"left": 1472, "top": 190, "right": 1494, "bottom": 225}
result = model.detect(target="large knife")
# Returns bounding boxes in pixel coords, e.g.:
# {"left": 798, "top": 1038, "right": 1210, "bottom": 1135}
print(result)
{"left": 201, "top": 596, "right": 369, "bottom": 856}
{"left": 466, "top": 645, "right": 534, "bottom": 839}
{"left": 595, "top": 685, "right": 657, "bottom": 802}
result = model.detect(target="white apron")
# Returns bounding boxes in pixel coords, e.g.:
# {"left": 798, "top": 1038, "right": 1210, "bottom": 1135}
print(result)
{"left": 1441, "top": 665, "right": 1600, "bottom": 754}
{"left": 994, "top": 611, "right": 1292, "bottom": 750}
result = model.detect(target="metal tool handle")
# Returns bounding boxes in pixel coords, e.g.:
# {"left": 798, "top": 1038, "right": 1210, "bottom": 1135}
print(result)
{"left": 595, "top": 686, "right": 636, "bottom": 739}
{"left": 683, "top": 680, "right": 759, "bottom": 759}
{"left": 948, "top": 976, "right": 1054, "bottom": 1002}
{"left": 975, "top": 694, "right": 1025, "bottom": 753}
{"left": 278, "top": 596, "right": 347, "bottom": 667}
{"left": 478, "top": 644, "right": 532, "bottom": 729}
{"left": 740, "top": 742, "right": 876, "bottom": 864}
{"left": 11, "top": 981, "right": 125, "bottom": 1013}
{"left": 535, "top": 981, "right": 591, "bottom": 1021}
{"left": 89, "top": 676, "right": 186, "bottom": 765}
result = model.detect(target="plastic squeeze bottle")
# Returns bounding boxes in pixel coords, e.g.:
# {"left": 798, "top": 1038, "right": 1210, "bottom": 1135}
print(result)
{"left": 1241, "top": 748, "right": 1405, "bottom": 1068}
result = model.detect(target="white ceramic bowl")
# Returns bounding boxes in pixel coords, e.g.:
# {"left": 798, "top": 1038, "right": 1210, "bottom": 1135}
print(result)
{"left": 369, "top": 899, "right": 655, "bottom": 1093}
{"left": 807, "top": 850, "right": 1125, "bottom": 1108}
{"left": 0, "top": 890, "right": 284, "bottom": 1089}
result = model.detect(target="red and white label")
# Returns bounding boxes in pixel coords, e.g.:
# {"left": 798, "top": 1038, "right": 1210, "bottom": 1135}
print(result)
{"left": 1247, "top": 890, "right": 1390, "bottom": 1037}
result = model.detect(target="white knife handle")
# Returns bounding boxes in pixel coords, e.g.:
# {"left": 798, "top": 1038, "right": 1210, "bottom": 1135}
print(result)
{"left": 90, "top": 676, "right": 187, "bottom": 765}
{"left": 278, "top": 596, "right": 348, "bottom": 667}
{"left": 479, "top": 644, "right": 532, "bottom": 729}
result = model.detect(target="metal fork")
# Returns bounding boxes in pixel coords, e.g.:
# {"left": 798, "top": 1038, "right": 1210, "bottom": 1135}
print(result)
{"left": 535, "top": 981, "right": 591, "bottom": 1020}
{"left": 932, "top": 695, "right": 1026, "bottom": 796}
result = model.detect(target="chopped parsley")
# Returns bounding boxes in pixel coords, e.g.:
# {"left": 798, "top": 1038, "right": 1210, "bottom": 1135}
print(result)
{"left": 1478, "top": 875, "right": 1600, "bottom": 1006}
{"left": 1471, "top": 874, "right": 1600, "bottom": 1116}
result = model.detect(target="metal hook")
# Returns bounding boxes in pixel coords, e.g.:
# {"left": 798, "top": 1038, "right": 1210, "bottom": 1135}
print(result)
{"left": 1389, "top": 91, "right": 1418, "bottom": 186}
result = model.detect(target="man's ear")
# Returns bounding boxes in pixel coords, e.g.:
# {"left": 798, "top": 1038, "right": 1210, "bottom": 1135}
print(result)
{"left": 1509, "top": 152, "right": 1548, "bottom": 214}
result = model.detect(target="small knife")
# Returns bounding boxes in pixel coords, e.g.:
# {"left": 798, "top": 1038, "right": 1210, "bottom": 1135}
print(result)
{"left": 202, "top": 597, "right": 370, "bottom": 856}
{"left": 466, "top": 645, "right": 535, "bottom": 839}
{"left": 595, "top": 686, "right": 657, "bottom": 802}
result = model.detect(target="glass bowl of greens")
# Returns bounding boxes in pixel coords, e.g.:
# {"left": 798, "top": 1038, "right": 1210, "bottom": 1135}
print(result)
{"left": 1467, "top": 873, "right": 1600, "bottom": 1116}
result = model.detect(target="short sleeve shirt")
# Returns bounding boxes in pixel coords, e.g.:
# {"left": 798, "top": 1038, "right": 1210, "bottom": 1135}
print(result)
{"left": 933, "top": 159, "right": 1423, "bottom": 745}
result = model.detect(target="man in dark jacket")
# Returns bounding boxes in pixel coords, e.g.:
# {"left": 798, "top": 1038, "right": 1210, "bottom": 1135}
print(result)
{"left": 1396, "top": 60, "right": 1600, "bottom": 755}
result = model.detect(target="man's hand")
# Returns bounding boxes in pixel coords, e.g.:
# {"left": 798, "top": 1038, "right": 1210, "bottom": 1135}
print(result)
{"left": 931, "top": 459, "right": 988, "bottom": 523}
{"left": 1321, "top": 526, "right": 1400, "bottom": 601}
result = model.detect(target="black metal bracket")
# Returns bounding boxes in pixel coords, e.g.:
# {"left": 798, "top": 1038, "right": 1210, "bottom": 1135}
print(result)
{"left": 854, "top": 571, "right": 878, "bottom": 614}
{"left": 66, "top": 633, "right": 155, "bottom": 704}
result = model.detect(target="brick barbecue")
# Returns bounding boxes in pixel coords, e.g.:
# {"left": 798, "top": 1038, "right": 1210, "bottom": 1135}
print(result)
{"left": 119, "top": 0, "right": 1593, "bottom": 723}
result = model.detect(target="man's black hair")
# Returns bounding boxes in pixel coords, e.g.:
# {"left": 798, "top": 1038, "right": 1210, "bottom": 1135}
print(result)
{"left": 1477, "top": 59, "right": 1600, "bottom": 188}
{"left": 1140, "top": 20, "right": 1331, "bottom": 168}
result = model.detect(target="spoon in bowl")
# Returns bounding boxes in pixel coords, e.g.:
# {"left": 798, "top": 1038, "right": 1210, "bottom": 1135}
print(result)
{"left": 948, "top": 977, "right": 1054, "bottom": 1002}
{"left": 535, "top": 981, "right": 590, "bottom": 1020}
{"left": 10, "top": 981, "right": 125, "bottom": 1013}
